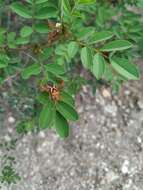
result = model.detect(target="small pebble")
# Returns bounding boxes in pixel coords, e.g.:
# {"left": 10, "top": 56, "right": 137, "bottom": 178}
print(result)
{"left": 137, "top": 137, "right": 142, "bottom": 144}
{"left": 4, "top": 135, "right": 11, "bottom": 142}
{"left": 121, "top": 160, "right": 130, "bottom": 174}
{"left": 8, "top": 116, "right": 15, "bottom": 124}
{"left": 39, "top": 131, "right": 46, "bottom": 138}
{"left": 102, "top": 88, "right": 111, "bottom": 98}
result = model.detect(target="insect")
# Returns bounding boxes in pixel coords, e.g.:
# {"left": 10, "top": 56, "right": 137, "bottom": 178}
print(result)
{"left": 47, "top": 21, "right": 70, "bottom": 45}
{"left": 47, "top": 21, "right": 63, "bottom": 45}
{"left": 40, "top": 80, "right": 64, "bottom": 101}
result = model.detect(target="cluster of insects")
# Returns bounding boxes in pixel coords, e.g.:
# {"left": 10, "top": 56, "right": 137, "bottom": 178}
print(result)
{"left": 40, "top": 80, "right": 64, "bottom": 102}
{"left": 37, "top": 21, "right": 68, "bottom": 101}
{"left": 37, "top": 21, "right": 67, "bottom": 102}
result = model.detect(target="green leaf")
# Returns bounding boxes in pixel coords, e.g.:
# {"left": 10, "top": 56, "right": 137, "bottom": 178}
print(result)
{"left": 78, "top": 0, "right": 96, "bottom": 4}
{"left": 81, "top": 47, "right": 93, "bottom": 69}
{"left": 92, "top": 53, "right": 105, "bottom": 80}
{"left": 45, "top": 64, "right": 65, "bottom": 75}
{"left": 16, "top": 121, "right": 34, "bottom": 134}
{"left": 55, "top": 44, "right": 67, "bottom": 56}
{"left": 55, "top": 111, "right": 69, "bottom": 138}
{"left": 11, "top": 2, "right": 32, "bottom": 19}
{"left": 60, "top": 91, "right": 75, "bottom": 107}
{"left": 0, "top": 53, "right": 9, "bottom": 68}
{"left": 35, "top": 23, "right": 49, "bottom": 33}
{"left": 101, "top": 40, "right": 133, "bottom": 52}
{"left": 16, "top": 37, "right": 30, "bottom": 45}
{"left": 61, "top": 0, "right": 71, "bottom": 16}
{"left": 68, "top": 41, "right": 79, "bottom": 58}
{"left": 103, "top": 65, "right": 113, "bottom": 82}
{"left": 36, "top": 7, "right": 57, "bottom": 19}
{"left": 110, "top": 57, "right": 140, "bottom": 80}
{"left": 89, "top": 31, "right": 113, "bottom": 44}
{"left": 0, "top": 60, "right": 8, "bottom": 69}
{"left": 37, "top": 92, "right": 50, "bottom": 105}
{"left": 41, "top": 47, "right": 53, "bottom": 60}
{"left": 39, "top": 101, "right": 54, "bottom": 129}
{"left": 56, "top": 101, "right": 78, "bottom": 121}
{"left": 7, "top": 32, "right": 16, "bottom": 48}
{"left": 35, "top": 0, "right": 49, "bottom": 4}
{"left": 7, "top": 32, "right": 16, "bottom": 42}
{"left": 20, "top": 26, "right": 33, "bottom": 37}
{"left": 137, "top": 0, "right": 143, "bottom": 8}
{"left": 76, "top": 27, "right": 95, "bottom": 41}
{"left": 0, "top": 28, "right": 6, "bottom": 34}
{"left": 21, "top": 64, "right": 41, "bottom": 79}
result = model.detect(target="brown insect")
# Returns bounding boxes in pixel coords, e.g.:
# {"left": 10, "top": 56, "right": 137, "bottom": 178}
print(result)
{"left": 47, "top": 21, "right": 63, "bottom": 45}
{"left": 47, "top": 21, "right": 70, "bottom": 45}
{"left": 40, "top": 81, "right": 64, "bottom": 101}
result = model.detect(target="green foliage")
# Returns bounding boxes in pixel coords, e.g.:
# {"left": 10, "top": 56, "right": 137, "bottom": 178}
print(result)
{"left": 11, "top": 2, "right": 32, "bottom": 19}
{"left": 0, "top": 139, "right": 20, "bottom": 186}
{"left": 81, "top": 47, "right": 93, "bottom": 69}
{"left": 55, "top": 111, "right": 69, "bottom": 138}
{"left": 93, "top": 53, "right": 105, "bottom": 80}
{"left": 101, "top": 40, "right": 133, "bottom": 52}
{"left": 0, "top": 0, "right": 141, "bottom": 138}
{"left": 39, "top": 100, "right": 54, "bottom": 129}
{"left": 0, "top": 165, "right": 20, "bottom": 185}
{"left": 110, "top": 57, "right": 139, "bottom": 80}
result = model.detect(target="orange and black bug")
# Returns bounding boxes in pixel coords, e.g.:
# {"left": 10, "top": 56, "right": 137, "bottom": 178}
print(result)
{"left": 40, "top": 80, "right": 64, "bottom": 101}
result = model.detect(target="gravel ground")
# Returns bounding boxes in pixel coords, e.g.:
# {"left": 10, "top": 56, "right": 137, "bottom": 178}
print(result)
{"left": 0, "top": 62, "right": 143, "bottom": 190}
